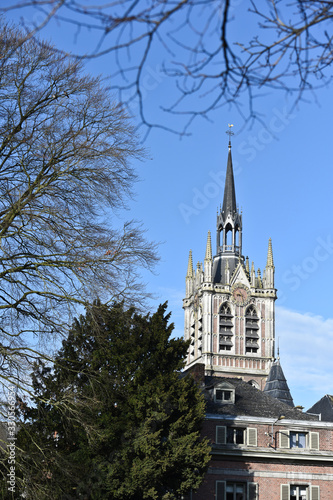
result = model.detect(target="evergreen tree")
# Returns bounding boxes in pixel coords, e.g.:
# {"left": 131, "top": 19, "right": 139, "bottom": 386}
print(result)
{"left": 16, "top": 302, "right": 211, "bottom": 499}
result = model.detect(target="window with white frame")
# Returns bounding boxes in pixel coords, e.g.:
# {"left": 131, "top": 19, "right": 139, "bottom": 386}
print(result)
{"left": 216, "top": 389, "right": 232, "bottom": 402}
{"left": 281, "top": 484, "right": 320, "bottom": 500}
{"left": 214, "top": 382, "right": 235, "bottom": 404}
{"left": 216, "top": 426, "right": 257, "bottom": 447}
{"left": 279, "top": 430, "right": 319, "bottom": 450}
{"left": 290, "top": 485, "right": 307, "bottom": 500}
{"left": 227, "top": 427, "right": 245, "bottom": 445}
{"left": 290, "top": 431, "right": 306, "bottom": 449}
{"left": 216, "top": 481, "right": 258, "bottom": 500}
{"left": 226, "top": 482, "right": 245, "bottom": 500}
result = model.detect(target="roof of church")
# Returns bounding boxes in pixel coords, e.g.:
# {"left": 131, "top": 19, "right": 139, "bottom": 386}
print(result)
{"left": 203, "top": 377, "right": 318, "bottom": 421}
{"left": 263, "top": 359, "right": 294, "bottom": 407}
{"left": 221, "top": 144, "right": 237, "bottom": 217}
{"left": 307, "top": 395, "right": 333, "bottom": 422}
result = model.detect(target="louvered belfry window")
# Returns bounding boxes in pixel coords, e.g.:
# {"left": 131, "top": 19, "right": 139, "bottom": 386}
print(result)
{"left": 219, "top": 303, "right": 233, "bottom": 351}
{"left": 245, "top": 305, "right": 259, "bottom": 353}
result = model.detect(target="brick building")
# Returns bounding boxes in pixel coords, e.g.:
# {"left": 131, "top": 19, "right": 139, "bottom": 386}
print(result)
{"left": 183, "top": 134, "right": 333, "bottom": 499}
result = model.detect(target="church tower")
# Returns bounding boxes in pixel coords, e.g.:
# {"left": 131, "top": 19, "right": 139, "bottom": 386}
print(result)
{"left": 183, "top": 136, "right": 277, "bottom": 389}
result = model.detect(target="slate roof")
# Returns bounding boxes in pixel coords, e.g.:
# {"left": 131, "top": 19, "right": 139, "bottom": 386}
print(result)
{"left": 204, "top": 377, "right": 318, "bottom": 421}
{"left": 307, "top": 395, "right": 333, "bottom": 422}
{"left": 263, "top": 360, "right": 294, "bottom": 407}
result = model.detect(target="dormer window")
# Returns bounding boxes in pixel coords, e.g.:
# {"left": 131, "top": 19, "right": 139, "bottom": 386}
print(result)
{"left": 216, "top": 389, "right": 232, "bottom": 402}
{"left": 214, "top": 383, "right": 235, "bottom": 404}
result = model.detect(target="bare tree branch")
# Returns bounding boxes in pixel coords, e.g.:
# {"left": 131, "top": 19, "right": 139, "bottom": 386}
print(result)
{"left": 0, "top": 21, "right": 158, "bottom": 397}
{"left": 1, "top": 1, "right": 332, "bottom": 134}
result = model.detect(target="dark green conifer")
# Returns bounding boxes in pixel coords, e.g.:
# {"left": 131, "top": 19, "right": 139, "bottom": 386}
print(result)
{"left": 16, "top": 302, "right": 211, "bottom": 499}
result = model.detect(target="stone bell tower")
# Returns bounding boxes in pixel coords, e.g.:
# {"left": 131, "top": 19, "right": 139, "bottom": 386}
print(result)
{"left": 183, "top": 135, "right": 277, "bottom": 389}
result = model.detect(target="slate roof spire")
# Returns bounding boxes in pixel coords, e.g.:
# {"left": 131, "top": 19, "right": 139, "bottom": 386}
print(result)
{"left": 264, "top": 358, "right": 294, "bottom": 407}
{"left": 222, "top": 140, "right": 237, "bottom": 218}
{"left": 213, "top": 128, "right": 243, "bottom": 283}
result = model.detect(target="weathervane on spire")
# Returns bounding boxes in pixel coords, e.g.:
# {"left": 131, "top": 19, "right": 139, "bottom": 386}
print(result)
{"left": 226, "top": 124, "right": 234, "bottom": 148}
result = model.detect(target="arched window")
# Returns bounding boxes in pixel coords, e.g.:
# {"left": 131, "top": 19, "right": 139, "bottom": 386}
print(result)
{"left": 219, "top": 303, "right": 233, "bottom": 351}
{"left": 224, "top": 223, "right": 233, "bottom": 249}
{"left": 235, "top": 226, "right": 239, "bottom": 247}
{"left": 245, "top": 305, "right": 259, "bottom": 354}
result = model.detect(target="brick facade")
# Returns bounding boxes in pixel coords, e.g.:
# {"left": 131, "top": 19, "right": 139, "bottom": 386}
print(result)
{"left": 188, "top": 378, "right": 333, "bottom": 500}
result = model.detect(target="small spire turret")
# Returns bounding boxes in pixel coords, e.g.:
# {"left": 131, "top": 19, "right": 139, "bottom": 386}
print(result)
{"left": 264, "top": 238, "right": 275, "bottom": 289}
{"left": 205, "top": 231, "right": 212, "bottom": 261}
{"left": 204, "top": 231, "right": 213, "bottom": 282}
{"left": 186, "top": 250, "right": 194, "bottom": 279}
{"left": 266, "top": 237, "right": 274, "bottom": 268}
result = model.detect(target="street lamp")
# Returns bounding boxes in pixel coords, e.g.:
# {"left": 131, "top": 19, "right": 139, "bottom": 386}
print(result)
{"left": 268, "top": 414, "right": 285, "bottom": 446}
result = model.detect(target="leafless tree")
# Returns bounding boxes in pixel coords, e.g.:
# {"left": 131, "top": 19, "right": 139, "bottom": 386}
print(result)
{"left": 1, "top": 1, "right": 332, "bottom": 136}
{"left": 0, "top": 21, "right": 158, "bottom": 404}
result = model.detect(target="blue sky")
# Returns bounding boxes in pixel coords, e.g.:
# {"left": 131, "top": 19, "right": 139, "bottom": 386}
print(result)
{"left": 5, "top": 3, "right": 333, "bottom": 411}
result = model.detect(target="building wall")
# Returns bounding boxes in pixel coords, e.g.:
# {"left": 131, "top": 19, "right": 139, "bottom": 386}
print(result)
{"left": 184, "top": 282, "right": 275, "bottom": 387}
{"left": 193, "top": 466, "right": 333, "bottom": 500}
{"left": 193, "top": 416, "right": 333, "bottom": 499}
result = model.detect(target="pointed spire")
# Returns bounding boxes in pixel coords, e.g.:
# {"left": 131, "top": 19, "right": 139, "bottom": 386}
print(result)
{"left": 266, "top": 238, "right": 274, "bottom": 268}
{"left": 222, "top": 145, "right": 237, "bottom": 217}
{"left": 245, "top": 256, "right": 250, "bottom": 275}
{"left": 264, "top": 357, "right": 294, "bottom": 407}
{"left": 205, "top": 231, "right": 212, "bottom": 261}
{"left": 264, "top": 238, "right": 275, "bottom": 288}
{"left": 186, "top": 250, "right": 194, "bottom": 279}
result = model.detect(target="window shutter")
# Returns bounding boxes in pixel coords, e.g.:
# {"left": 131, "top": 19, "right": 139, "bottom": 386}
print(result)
{"left": 216, "top": 480, "right": 225, "bottom": 500}
{"left": 281, "top": 484, "right": 289, "bottom": 500}
{"left": 247, "top": 428, "right": 258, "bottom": 447}
{"left": 279, "top": 430, "right": 289, "bottom": 448}
{"left": 248, "top": 482, "right": 258, "bottom": 500}
{"left": 216, "top": 426, "right": 226, "bottom": 444}
{"left": 310, "top": 432, "right": 319, "bottom": 450}
{"left": 311, "top": 485, "right": 320, "bottom": 500}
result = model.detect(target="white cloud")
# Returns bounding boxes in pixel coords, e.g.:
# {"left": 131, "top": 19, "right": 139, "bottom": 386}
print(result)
{"left": 276, "top": 306, "right": 333, "bottom": 409}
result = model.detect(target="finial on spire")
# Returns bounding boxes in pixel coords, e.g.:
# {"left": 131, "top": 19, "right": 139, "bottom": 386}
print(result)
{"left": 226, "top": 124, "right": 234, "bottom": 149}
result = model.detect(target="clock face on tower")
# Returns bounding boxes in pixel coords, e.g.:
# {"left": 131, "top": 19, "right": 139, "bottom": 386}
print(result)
{"left": 231, "top": 283, "right": 250, "bottom": 306}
